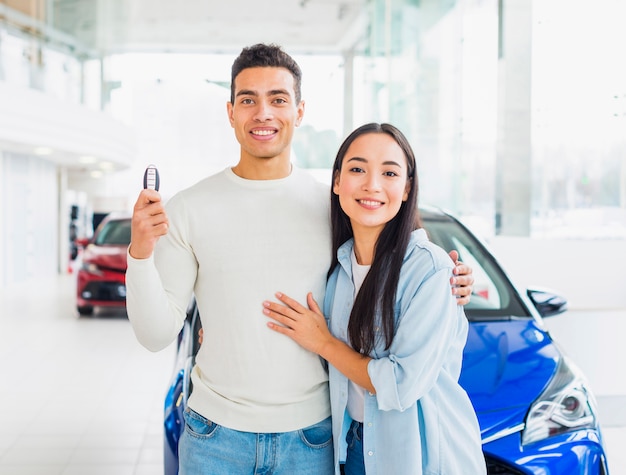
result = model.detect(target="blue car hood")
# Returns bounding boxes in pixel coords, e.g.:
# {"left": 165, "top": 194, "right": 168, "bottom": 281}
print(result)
{"left": 460, "top": 319, "right": 560, "bottom": 442}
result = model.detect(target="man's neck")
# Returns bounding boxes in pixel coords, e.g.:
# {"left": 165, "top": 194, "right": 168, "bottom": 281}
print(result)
{"left": 232, "top": 156, "right": 292, "bottom": 180}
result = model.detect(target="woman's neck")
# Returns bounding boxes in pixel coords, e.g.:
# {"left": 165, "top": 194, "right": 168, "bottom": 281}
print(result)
{"left": 352, "top": 230, "right": 380, "bottom": 266}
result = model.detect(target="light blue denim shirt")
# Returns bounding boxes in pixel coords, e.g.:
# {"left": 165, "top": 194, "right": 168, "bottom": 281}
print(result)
{"left": 324, "top": 229, "right": 486, "bottom": 475}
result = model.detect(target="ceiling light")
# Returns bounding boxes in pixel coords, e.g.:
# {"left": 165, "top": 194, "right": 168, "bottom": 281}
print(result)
{"left": 33, "top": 147, "right": 53, "bottom": 155}
{"left": 79, "top": 155, "right": 98, "bottom": 164}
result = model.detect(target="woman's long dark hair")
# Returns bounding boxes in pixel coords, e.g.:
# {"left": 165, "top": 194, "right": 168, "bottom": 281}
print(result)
{"left": 328, "top": 123, "right": 422, "bottom": 354}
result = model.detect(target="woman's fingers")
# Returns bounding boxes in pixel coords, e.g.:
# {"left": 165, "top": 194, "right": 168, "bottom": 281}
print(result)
{"left": 306, "top": 292, "right": 322, "bottom": 315}
{"left": 262, "top": 291, "right": 322, "bottom": 329}
{"left": 263, "top": 300, "right": 296, "bottom": 324}
{"left": 274, "top": 292, "right": 306, "bottom": 312}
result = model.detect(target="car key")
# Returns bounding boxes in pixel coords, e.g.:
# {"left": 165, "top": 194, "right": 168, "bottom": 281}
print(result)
{"left": 143, "top": 165, "right": 160, "bottom": 191}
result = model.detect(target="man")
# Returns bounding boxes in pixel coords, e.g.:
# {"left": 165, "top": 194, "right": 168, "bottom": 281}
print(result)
{"left": 126, "top": 43, "right": 473, "bottom": 475}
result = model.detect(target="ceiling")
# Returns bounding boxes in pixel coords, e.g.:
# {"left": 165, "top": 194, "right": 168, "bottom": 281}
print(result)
{"left": 1, "top": 0, "right": 371, "bottom": 175}
{"left": 51, "top": 0, "right": 369, "bottom": 56}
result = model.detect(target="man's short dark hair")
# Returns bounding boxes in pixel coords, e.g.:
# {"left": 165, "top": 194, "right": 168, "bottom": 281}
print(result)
{"left": 230, "top": 43, "right": 303, "bottom": 104}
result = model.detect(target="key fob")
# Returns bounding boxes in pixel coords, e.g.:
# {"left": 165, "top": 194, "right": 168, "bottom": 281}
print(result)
{"left": 143, "top": 165, "right": 160, "bottom": 191}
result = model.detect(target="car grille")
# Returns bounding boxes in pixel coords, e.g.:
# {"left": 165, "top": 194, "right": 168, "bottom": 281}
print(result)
{"left": 82, "top": 282, "right": 126, "bottom": 301}
{"left": 98, "top": 266, "right": 126, "bottom": 274}
{"left": 485, "top": 455, "right": 527, "bottom": 475}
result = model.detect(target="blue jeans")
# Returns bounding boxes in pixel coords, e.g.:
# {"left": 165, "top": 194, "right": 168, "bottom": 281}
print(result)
{"left": 344, "top": 420, "right": 366, "bottom": 475}
{"left": 179, "top": 407, "right": 333, "bottom": 475}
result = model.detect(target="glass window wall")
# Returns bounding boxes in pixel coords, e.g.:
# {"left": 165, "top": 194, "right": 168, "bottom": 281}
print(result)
{"left": 352, "top": 0, "right": 498, "bottom": 225}
{"left": 353, "top": 0, "right": 626, "bottom": 238}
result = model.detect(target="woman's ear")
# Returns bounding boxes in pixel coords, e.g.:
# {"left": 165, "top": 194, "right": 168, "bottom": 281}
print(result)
{"left": 332, "top": 169, "right": 341, "bottom": 195}
{"left": 402, "top": 177, "right": 412, "bottom": 201}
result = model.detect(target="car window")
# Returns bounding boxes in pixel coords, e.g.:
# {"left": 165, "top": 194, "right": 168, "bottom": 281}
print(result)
{"left": 95, "top": 219, "right": 132, "bottom": 245}
{"left": 422, "top": 215, "right": 530, "bottom": 320}
{"left": 445, "top": 236, "right": 503, "bottom": 310}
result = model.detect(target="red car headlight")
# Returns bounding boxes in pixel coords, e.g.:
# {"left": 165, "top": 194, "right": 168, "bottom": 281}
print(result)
{"left": 81, "top": 262, "right": 104, "bottom": 276}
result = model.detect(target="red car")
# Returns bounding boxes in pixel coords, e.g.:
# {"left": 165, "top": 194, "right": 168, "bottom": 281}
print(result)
{"left": 76, "top": 213, "right": 131, "bottom": 316}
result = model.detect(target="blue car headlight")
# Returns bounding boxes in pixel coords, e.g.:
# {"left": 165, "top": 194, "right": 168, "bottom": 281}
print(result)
{"left": 522, "top": 356, "right": 598, "bottom": 446}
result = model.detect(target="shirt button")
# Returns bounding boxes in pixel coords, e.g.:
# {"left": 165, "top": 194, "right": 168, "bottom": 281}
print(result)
{"left": 368, "top": 392, "right": 374, "bottom": 396}
{"left": 368, "top": 451, "right": 374, "bottom": 456}
{"left": 367, "top": 422, "right": 372, "bottom": 427}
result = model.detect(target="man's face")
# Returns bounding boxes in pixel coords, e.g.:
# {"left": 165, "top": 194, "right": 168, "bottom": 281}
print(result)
{"left": 227, "top": 67, "right": 305, "bottom": 164}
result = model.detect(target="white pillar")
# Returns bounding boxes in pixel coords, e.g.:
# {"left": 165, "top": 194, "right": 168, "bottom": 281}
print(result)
{"left": 495, "top": 0, "right": 532, "bottom": 236}
{"left": 342, "top": 49, "right": 355, "bottom": 138}
{"left": 0, "top": 150, "right": 5, "bottom": 288}
{"left": 58, "top": 166, "right": 70, "bottom": 274}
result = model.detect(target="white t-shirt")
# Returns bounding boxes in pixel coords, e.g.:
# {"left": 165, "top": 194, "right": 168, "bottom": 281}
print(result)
{"left": 347, "top": 249, "right": 371, "bottom": 423}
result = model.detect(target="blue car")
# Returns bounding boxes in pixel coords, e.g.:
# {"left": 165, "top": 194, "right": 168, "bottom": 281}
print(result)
{"left": 163, "top": 206, "right": 610, "bottom": 475}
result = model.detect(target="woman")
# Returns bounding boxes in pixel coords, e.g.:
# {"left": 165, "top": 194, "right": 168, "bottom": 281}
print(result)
{"left": 263, "top": 123, "right": 485, "bottom": 474}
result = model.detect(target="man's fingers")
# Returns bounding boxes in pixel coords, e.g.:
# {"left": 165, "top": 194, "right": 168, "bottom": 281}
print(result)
{"left": 453, "top": 283, "right": 472, "bottom": 297}
{"left": 453, "top": 273, "right": 474, "bottom": 287}
{"left": 133, "top": 189, "right": 161, "bottom": 211}
{"left": 448, "top": 249, "right": 460, "bottom": 264}
{"left": 142, "top": 189, "right": 162, "bottom": 205}
{"left": 131, "top": 218, "right": 168, "bottom": 243}
{"left": 129, "top": 190, "right": 169, "bottom": 259}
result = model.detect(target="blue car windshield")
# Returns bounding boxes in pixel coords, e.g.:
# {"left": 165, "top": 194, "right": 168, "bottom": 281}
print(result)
{"left": 421, "top": 214, "right": 530, "bottom": 321}
{"left": 95, "top": 220, "right": 132, "bottom": 246}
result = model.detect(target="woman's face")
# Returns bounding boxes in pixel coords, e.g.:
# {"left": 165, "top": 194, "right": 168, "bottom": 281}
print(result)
{"left": 333, "top": 132, "right": 411, "bottom": 237}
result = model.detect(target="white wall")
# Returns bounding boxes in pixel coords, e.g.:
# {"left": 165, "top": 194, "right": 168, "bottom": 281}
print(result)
{"left": 0, "top": 78, "right": 137, "bottom": 288}
{"left": 487, "top": 236, "right": 624, "bottom": 311}
{"left": 1, "top": 152, "right": 58, "bottom": 287}
{"left": 0, "top": 81, "right": 135, "bottom": 168}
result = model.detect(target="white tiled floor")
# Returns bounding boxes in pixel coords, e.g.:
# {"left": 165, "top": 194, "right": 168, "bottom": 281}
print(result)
{"left": 0, "top": 273, "right": 624, "bottom": 474}
{"left": 0, "top": 274, "right": 175, "bottom": 475}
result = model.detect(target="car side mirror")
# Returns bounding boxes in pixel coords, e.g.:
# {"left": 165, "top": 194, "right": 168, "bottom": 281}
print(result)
{"left": 527, "top": 288, "right": 568, "bottom": 318}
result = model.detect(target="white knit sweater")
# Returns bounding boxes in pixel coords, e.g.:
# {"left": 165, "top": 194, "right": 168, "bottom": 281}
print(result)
{"left": 126, "top": 166, "right": 332, "bottom": 432}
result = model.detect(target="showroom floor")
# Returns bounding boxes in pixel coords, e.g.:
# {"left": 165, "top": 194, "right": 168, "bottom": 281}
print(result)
{"left": 0, "top": 274, "right": 176, "bottom": 475}
{"left": 0, "top": 272, "right": 624, "bottom": 475}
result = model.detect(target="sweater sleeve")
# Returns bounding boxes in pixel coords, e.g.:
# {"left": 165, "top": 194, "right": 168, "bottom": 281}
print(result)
{"left": 125, "top": 193, "right": 198, "bottom": 352}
